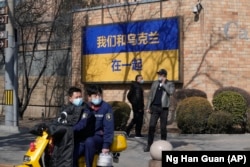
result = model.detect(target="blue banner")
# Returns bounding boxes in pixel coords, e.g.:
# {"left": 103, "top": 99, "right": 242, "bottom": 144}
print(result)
{"left": 82, "top": 17, "right": 179, "bottom": 54}
{"left": 81, "top": 17, "right": 181, "bottom": 83}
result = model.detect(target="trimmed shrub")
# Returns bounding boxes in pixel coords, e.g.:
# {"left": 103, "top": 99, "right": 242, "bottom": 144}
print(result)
{"left": 108, "top": 101, "right": 131, "bottom": 131}
{"left": 246, "top": 108, "right": 250, "bottom": 133}
{"left": 213, "top": 86, "right": 250, "bottom": 108}
{"left": 174, "top": 88, "right": 207, "bottom": 103}
{"left": 207, "top": 111, "right": 234, "bottom": 134}
{"left": 176, "top": 97, "right": 213, "bottom": 134}
{"left": 212, "top": 91, "right": 247, "bottom": 130}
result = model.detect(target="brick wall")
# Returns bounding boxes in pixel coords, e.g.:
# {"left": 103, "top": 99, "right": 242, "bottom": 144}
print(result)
{"left": 72, "top": 0, "right": 250, "bottom": 104}
{"left": 2, "top": 0, "right": 250, "bottom": 119}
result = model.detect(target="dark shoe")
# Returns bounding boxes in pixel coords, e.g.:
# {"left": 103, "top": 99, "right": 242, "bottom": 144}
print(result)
{"left": 125, "top": 130, "right": 130, "bottom": 137}
{"left": 134, "top": 135, "right": 144, "bottom": 138}
{"left": 144, "top": 145, "right": 150, "bottom": 152}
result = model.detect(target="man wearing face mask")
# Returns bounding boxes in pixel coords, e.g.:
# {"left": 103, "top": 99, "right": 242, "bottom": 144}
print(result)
{"left": 143, "top": 69, "right": 175, "bottom": 152}
{"left": 126, "top": 74, "right": 145, "bottom": 138}
{"left": 82, "top": 84, "right": 114, "bottom": 165}
{"left": 58, "top": 87, "right": 86, "bottom": 125}
{"left": 48, "top": 87, "right": 95, "bottom": 167}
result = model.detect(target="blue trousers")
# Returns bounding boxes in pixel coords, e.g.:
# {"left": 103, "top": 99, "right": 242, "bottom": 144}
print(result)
{"left": 90, "top": 135, "right": 103, "bottom": 151}
{"left": 73, "top": 135, "right": 103, "bottom": 167}
{"left": 73, "top": 137, "right": 94, "bottom": 167}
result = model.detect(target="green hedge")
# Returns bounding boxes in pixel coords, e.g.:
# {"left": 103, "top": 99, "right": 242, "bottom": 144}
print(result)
{"left": 207, "top": 111, "right": 234, "bottom": 134}
{"left": 212, "top": 91, "right": 247, "bottom": 130}
{"left": 213, "top": 86, "right": 250, "bottom": 108}
{"left": 108, "top": 101, "right": 131, "bottom": 131}
{"left": 174, "top": 88, "right": 207, "bottom": 103}
{"left": 176, "top": 97, "right": 212, "bottom": 134}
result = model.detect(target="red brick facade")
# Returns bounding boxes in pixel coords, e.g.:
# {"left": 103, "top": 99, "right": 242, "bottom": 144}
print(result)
{"left": 2, "top": 0, "right": 248, "bottom": 118}
{"left": 72, "top": 0, "right": 250, "bottom": 104}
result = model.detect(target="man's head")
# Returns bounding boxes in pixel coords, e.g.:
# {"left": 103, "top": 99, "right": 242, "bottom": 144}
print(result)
{"left": 156, "top": 69, "right": 167, "bottom": 81}
{"left": 86, "top": 85, "right": 103, "bottom": 106}
{"left": 68, "top": 87, "right": 83, "bottom": 106}
{"left": 135, "top": 74, "right": 144, "bottom": 84}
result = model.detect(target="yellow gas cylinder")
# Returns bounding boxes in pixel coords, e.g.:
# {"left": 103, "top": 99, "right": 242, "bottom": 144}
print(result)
{"left": 110, "top": 132, "right": 127, "bottom": 152}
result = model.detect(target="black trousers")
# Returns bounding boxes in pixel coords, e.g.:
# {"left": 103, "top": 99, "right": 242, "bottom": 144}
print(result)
{"left": 126, "top": 105, "right": 144, "bottom": 136}
{"left": 147, "top": 105, "right": 169, "bottom": 146}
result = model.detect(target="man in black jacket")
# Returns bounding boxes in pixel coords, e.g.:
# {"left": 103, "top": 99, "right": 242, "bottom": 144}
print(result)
{"left": 126, "top": 74, "right": 145, "bottom": 138}
{"left": 48, "top": 87, "right": 95, "bottom": 167}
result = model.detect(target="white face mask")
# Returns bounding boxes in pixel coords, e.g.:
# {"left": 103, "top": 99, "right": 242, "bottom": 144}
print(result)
{"left": 72, "top": 98, "right": 83, "bottom": 106}
{"left": 158, "top": 77, "right": 163, "bottom": 81}
{"left": 139, "top": 80, "right": 144, "bottom": 84}
{"left": 91, "top": 97, "right": 102, "bottom": 105}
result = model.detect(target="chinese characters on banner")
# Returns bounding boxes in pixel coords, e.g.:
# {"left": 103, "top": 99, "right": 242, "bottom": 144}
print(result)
{"left": 112, "top": 58, "right": 142, "bottom": 72}
{"left": 82, "top": 17, "right": 180, "bottom": 83}
{"left": 97, "top": 32, "right": 159, "bottom": 48}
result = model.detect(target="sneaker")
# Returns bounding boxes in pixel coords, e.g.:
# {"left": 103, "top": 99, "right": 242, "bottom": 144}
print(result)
{"left": 134, "top": 135, "right": 144, "bottom": 138}
{"left": 143, "top": 145, "right": 150, "bottom": 152}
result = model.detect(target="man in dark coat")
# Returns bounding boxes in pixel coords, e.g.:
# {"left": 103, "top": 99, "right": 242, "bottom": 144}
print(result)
{"left": 126, "top": 74, "right": 145, "bottom": 138}
{"left": 48, "top": 87, "right": 95, "bottom": 167}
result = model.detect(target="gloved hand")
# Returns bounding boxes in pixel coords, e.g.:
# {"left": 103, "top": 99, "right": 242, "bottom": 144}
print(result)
{"left": 57, "top": 111, "right": 68, "bottom": 124}
{"left": 60, "top": 111, "right": 67, "bottom": 119}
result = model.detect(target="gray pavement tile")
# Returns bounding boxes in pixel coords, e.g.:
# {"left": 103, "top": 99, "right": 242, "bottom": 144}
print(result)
{"left": 0, "top": 123, "right": 250, "bottom": 167}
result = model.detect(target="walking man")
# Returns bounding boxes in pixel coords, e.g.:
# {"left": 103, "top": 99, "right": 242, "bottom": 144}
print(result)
{"left": 126, "top": 74, "right": 145, "bottom": 138}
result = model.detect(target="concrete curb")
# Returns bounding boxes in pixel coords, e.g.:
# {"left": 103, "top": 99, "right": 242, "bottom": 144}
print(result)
{"left": 0, "top": 164, "right": 15, "bottom": 167}
{"left": 0, "top": 125, "right": 20, "bottom": 133}
{"left": 0, "top": 125, "right": 30, "bottom": 134}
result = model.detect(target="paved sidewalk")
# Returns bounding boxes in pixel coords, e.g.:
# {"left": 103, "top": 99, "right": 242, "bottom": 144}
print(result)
{"left": 0, "top": 126, "right": 34, "bottom": 167}
{"left": 116, "top": 133, "right": 250, "bottom": 167}
{"left": 0, "top": 123, "right": 250, "bottom": 167}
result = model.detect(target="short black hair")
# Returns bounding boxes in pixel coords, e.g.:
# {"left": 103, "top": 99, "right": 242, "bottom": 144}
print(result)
{"left": 135, "top": 74, "right": 142, "bottom": 81}
{"left": 68, "top": 87, "right": 82, "bottom": 97}
{"left": 86, "top": 85, "right": 103, "bottom": 96}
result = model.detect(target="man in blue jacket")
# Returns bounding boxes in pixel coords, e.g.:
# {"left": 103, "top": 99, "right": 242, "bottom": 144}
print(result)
{"left": 83, "top": 84, "right": 114, "bottom": 164}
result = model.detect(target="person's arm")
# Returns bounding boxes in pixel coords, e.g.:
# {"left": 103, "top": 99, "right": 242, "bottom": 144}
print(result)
{"left": 127, "top": 84, "right": 134, "bottom": 103}
{"left": 146, "top": 81, "right": 155, "bottom": 111}
{"left": 67, "top": 106, "right": 83, "bottom": 125}
{"left": 162, "top": 81, "right": 175, "bottom": 96}
{"left": 102, "top": 104, "right": 114, "bottom": 152}
{"left": 56, "top": 105, "right": 71, "bottom": 125}
{"left": 169, "top": 82, "right": 175, "bottom": 95}
{"left": 135, "top": 86, "right": 144, "bottom": 110}
{"left": 73, "top": 109, "right": 93, "bottom": 132}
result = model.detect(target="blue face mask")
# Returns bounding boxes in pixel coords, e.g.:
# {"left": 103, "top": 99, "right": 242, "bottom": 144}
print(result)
{"left": 72, "top": 98, "right": 83, "bottom": 106}
{"left": 92, "top": 97, "right": 102, "bottom": 105}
